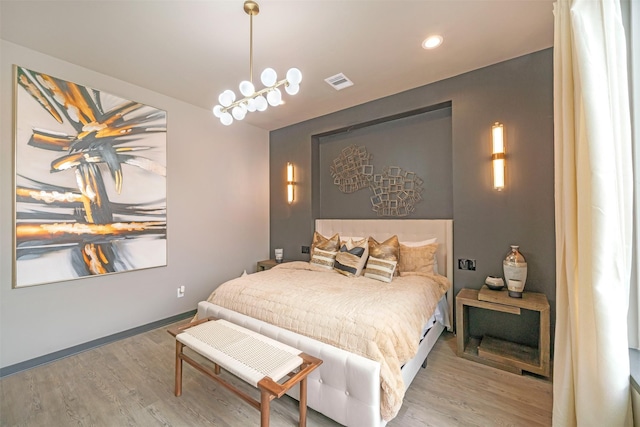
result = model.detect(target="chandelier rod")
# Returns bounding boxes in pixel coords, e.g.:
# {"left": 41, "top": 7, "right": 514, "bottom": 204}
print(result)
{"left": 249, "top": 8, "right": 253, "bottom": 83}
{"left": 244, "top": 0, "right": 259, "bottom": 84}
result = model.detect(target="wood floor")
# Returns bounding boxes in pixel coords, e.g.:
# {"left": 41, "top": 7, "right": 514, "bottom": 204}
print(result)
{"left": 0, "top": 323, "right": 552, "bottom": 427}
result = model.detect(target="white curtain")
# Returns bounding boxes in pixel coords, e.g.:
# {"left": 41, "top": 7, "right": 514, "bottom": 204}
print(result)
{"left": 628, "top": 0, "right": 640, "bottom": 351}
{"left": 553, "top": 0, "right": 634, "bottom": 426}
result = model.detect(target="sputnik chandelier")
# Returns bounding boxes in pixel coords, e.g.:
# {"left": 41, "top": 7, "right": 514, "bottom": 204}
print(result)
{"left": 212, "top": 0, "right": 302, "bottom": 125}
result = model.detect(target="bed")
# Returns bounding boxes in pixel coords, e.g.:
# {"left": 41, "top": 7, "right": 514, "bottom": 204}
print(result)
{"left": 196, "top": 219, "right": 454, "bottom": 426}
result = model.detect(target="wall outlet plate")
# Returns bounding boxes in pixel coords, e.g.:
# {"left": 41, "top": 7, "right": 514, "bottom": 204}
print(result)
{"left": 458, "top": 259, "right": 476, "bottom": 270}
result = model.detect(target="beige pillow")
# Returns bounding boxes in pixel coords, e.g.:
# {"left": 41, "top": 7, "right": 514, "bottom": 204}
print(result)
{"left": 310, "top": 232, "right": 340, "bottom": 256}
{"left": 334, "top": 237, "right": 369, "bottom": 277}
{"left": 398, "top": 242, "right": 438, "bottom": 276}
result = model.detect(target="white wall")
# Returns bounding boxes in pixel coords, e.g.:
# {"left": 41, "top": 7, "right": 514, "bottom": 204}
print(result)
{"left": 0, "top": 40, "right": 270, "bottom": 368}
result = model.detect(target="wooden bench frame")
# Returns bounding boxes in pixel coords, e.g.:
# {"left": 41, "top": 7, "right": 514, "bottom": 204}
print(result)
{"left": 168, "top": 317, "right": 322, "bottom": 427}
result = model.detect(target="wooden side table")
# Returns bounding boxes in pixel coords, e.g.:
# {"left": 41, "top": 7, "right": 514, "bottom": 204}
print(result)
{"left": 256, "top": 259, "right": 289, "bottom": 271}
{"left": 456, "top": 286, "right": 550, "bottom": 377}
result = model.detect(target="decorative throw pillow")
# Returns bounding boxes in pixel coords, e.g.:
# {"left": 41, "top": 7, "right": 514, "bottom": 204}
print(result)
{"left": 368, "top": 235, "right": 400, "bottom": 275}
{"left": 398, "top": 242, "right": 438, "bottom": 276}
{"left": 309, "top": 248, "right": 338, "bottom": 269}
{"left": 310, "top": 232, "right": 340, "bottom": 257}
{"left": 364, "top": 256, "right": 398, "bottom": 283}
{"left": 339, "top": 236, "right": 364, "bottom": 247}
{"left": 334, "top": 237, "right": 369, "bottom": 277}
{"left": 399, "top": 237, "right": 438, "bottom": 247}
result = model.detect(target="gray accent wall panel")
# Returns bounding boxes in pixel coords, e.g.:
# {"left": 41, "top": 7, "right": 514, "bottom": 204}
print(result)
{"left": 270, "top": 49, "right": 555, "bottom": 349}
{"left": 317, "top": 106, "right": 453, "bottom": 219}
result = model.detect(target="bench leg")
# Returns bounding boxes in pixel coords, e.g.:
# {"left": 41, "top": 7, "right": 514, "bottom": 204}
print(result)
{"left": 260, "top": 390, "right": 271, "bottom": 427}
{"left": 175, "top": 341, "right": 184, "bottom": 397}
{"left": 299, "top": 377, "right": 307, "bottom": 427}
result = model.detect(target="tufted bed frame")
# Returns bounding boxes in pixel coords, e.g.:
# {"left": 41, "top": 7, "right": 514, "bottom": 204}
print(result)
{"left": 196, "top": 219, "right": 454, "bottom": 426}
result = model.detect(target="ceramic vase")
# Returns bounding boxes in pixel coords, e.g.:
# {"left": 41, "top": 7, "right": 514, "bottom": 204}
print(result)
{"left": 503, "top": 245, "right": 527, "bottom": 298}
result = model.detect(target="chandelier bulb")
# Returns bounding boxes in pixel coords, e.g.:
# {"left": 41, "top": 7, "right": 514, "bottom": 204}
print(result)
{"left": 255, "top": 95, "right": 268, "bottom": 111}
{"left": 212, "top": 105, "right": 223, "bottom": 118}
{"left": 220, "top": 111, "right": 233, "bottom": 126}
{"left": 219, "top": 90, "right": 236, "bottom": 107}
{"left": 246, "top": 98, "right": 257, "bottom": 112}
{"left": 285, "top": 83, "right": 300, "bottom": 95}
{"left": 232, "top": 105, "right": 246, "bottom": 120}
{"left": 267, "top": 88, "right": 282, "bottom": 106}
{"left": 286, "top": 68, "right": 302, "bottom": 85}
{"left": 239, "top": 80, "right": 255, "bottom": 97}
{"left": 261, "top": 68, "right": 277, "bottom": 87}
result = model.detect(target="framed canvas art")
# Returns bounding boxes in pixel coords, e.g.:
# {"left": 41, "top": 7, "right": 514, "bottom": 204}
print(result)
{"left": 13, "top": 65, "right": 167, "bottom": 288}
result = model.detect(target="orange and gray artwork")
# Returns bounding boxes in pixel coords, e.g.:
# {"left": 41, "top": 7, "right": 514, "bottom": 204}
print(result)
{"left": 13, "top": 66, "right": 167, "bottom": 287}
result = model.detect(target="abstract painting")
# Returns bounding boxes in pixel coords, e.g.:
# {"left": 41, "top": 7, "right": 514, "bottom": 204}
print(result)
{"left": 13, "top": 66, "right": 167, "bottom": 288}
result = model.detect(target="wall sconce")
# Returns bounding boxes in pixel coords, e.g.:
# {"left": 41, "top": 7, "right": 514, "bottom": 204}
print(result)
{"left": 491, "top": 122, "right": 505, "bottom": 191}
{"left": 286, "top": 162, "right": 294, "bottom": 204}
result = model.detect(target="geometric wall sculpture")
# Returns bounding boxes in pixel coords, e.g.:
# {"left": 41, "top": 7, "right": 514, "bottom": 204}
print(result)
{"left": 330, "top": 144, "right": 423, "bottom": 217}
{"left": 329, "top": 144, "right": 373, "bottom": 193}
{"left": 370, "top": 166, "right": 424, "bottom": 217}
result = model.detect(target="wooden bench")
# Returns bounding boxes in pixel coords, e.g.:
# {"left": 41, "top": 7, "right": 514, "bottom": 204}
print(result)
{"left": 168, "top": 317, "right": 322, "bottom": 427}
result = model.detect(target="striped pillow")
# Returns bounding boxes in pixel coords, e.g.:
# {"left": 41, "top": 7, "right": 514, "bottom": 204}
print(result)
{"left": 310, "top": 248, "right": 338, "bottom": 269}
{"left": 364, "top": 256, "right": 397, "bottom": 283}
{"left": 334, "top": 237, "right": 369, "bottom": 277}
{"left": 368, "top": 235, "right": 400, "bottom": 276}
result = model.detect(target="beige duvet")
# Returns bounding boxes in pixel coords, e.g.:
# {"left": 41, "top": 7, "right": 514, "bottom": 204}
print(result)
{"left": 204, "top": 261, "right": 450, "bottom": 421}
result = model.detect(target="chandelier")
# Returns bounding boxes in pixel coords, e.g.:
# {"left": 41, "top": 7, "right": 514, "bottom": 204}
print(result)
{"left": 212, "top": 0, "right": 302, "bottom": 126}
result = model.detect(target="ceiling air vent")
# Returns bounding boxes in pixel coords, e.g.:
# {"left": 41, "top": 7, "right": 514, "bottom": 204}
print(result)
{"left": 325, "top": 73, "right": 354, "bottom": 91}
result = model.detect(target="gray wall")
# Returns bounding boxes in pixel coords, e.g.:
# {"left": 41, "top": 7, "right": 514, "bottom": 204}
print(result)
{"left": 270, "top": 49, "right": 555, "bottom": 347}
{"left": 0, "top": 41, "right": 270, "bottom": 369}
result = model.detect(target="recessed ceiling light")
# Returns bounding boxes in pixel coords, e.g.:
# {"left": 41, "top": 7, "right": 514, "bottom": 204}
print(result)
{"left": 422, "top": 35, "right": 443, "bottom": 50}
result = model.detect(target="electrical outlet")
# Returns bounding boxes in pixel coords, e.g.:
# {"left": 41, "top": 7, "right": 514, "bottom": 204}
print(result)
{"left": 301, "top": 246, "right": 310, "bottom": 254}
{"left": 458, "top": 259, "right": 476, "bottom": 271}
{"left": 177, "top": 285, "right": 185, "bottom": 298}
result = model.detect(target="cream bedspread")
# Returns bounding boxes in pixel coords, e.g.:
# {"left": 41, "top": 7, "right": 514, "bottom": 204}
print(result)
{"left": 204, "top": 261, "right": 450, "bottom": 421}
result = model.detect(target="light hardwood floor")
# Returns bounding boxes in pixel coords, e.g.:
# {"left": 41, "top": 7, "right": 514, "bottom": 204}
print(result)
{"left": 0, "top": 324, "right": 552, "bottom": 427}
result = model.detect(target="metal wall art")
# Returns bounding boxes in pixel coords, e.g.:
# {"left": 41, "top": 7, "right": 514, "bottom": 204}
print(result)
{"left": 13, "top": 65, "right": 167, "bottom": 288}
{"left": 330, "top": 144, "right": 424, "bottom": 217}
{"left": 330, "top": 145, "right": 373, "bottom": 193}
{"left": 370, "top": 166, "right": 423, "bottom": 217}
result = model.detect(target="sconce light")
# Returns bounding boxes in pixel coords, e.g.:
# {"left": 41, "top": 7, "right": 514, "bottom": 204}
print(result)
{"left": 491, "top": 122, "right": 505, "bottom": 191}
{"left": 286, "top": 162, "right": 294, "bottom": 204}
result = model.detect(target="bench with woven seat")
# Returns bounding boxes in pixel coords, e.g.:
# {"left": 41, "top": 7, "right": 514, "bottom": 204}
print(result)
{"left": 168, "top": 317, "right": 322, "bottom": 427}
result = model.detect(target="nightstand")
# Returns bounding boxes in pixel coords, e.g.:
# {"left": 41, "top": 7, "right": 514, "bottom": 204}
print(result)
{"left": 256, "top": 259, "right": 289, "bottom": 271}
{"left": 456, "top": 286, "right": 550, "bottom": 377}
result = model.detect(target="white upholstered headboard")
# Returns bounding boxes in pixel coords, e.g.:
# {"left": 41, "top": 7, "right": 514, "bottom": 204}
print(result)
{"left": 316, "top": 219, "right": 454, "bottom": 328}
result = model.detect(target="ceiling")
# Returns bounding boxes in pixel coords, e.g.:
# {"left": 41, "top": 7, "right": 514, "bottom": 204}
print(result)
{"left": 0, "top": 0, "right": 554, "bottom": 131}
